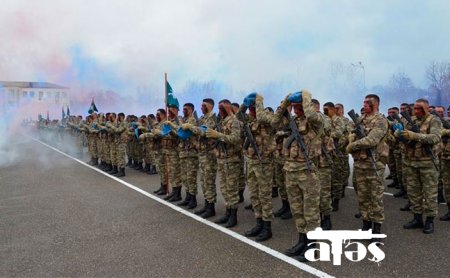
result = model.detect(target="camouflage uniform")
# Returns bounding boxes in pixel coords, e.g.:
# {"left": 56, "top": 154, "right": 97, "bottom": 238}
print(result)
{"left": 85, "top": 120, "right": 99, "bottom": 163}
{"left": 271, "top": 96, "right": 323, "bottom": 235}
{"left": 403, "top": 114, "right": 442, "bottom": 218}
{"left": 142, "top": 121, "right": 166, "bottom": 186}
{"left": 178, "top": 116, "right": 199, "bottom": 196}
{"left": 440, "top": 122, "right": 450, "bottom": 218}
{"left": 318, "top": 113, "right": 334, "bottom": 219}
{"left": 110, "top": 120, "right": 128, "bottom": 169}
{"left": 330, "top": 115, "right": 347, "bottom": 201}
{"left": 349, "top": 112, "right": 388, "bottom": 225}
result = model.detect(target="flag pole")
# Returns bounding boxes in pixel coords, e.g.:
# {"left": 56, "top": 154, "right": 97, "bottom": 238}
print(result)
{"left": 164, "top": 73, "right": 170, "bottom": 195}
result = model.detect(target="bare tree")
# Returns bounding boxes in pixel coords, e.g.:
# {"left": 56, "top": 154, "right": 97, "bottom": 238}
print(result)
{"left": 426, "top": 61, "right": 450, "bottom": 105}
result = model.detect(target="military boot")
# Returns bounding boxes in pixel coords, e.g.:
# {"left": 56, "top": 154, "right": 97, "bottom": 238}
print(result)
{"left": 143, "top": 164, "right": 151, "bottom": 172}
{"left": 224, "top": 208, "right": 238, "bottom": 228}
{"left": 153, "top": 183, "right": 164, "bottom": 194}
{"left": 116, "top": 167, "right": 125, "bottom": 177}
{"left": 244, "top": 218, "right": 263, "bottom": 237}
{"left": 423, "top": 217, "right": 434, "bottom": 234}
{"left": 332, "top": 198, "right": 339, "bottom": 211}
{"left": 321, "top": 214, "right": 332, "bottom": 230}
{"left": 371, "top": 222, "right": 382, "bottom": 244}
{"left": 135, "top": 162, "right": 143, "bottom": 171}
{"left": 168, "top": 187, "right": 182, "bottom": 202}
{"left": 285, "top": 233, "right": 307, "bottom": 257}
{"left": 99, "top": 161, "right": 106, "bottom": 171}
{"left": 92, "top": 158, "right": 99, "bottom": 166}
{"left": 403, "top": 213, "right": 424, "bottom": 229}
{"left": 281, "top": 206, "right": 292, "bottom": 220}
{"left": 238, "top": 189, "right": 244, "bottom": 203}
{"left": 362, "top": 220, "right": 372, "bottom": 231}
{"left": 195, "top": 200, "right": 208, "bottom": 215}
{"left": 215, "top": 208, "right": 231, "bottom": 224}
{"left": 297, "top": 239, "right": 316, "bottom": 262}
{"left": 187, "top": 195, "right": 197, "bottom": 209}
{"left": 244, "top": 204, "right": 253, "bottom": 210}
{"left": 400, "top": 201, "right": 411, "bottom": 211}
{"left": 272, "top": 187, "right": 279, "bottom": 198}
{"left": 255, "top": 221, "right": 272, "bottom": 242}
{"left": 438, "top": 188, "right": 445, "bottom": 203}
{"left": 201, "top": 202, "right": 215, "bottom": 219}
{"left": 126, "top": 158, "right": 132, "bottom": 167}
{"left": 110, "top": 165, "right": 118, "bottom": 175}
{"left": 163, "top": 188, "right": 175, "bottom": 200}
{"left": 157, "top": 184, "right": 168, "bottom": 195}
{"left": 178, "top": 192, "right": 191, "bottom": 207}
{"left": 439, "top": 204, "right": 450, "bottom": 221}
{"left": 151, "top": 165, "right": 158, "bottom": 174}
{"left": 274, "top": 199, "right": 289, "bottom": 217}
{"left": 394, "top": 187, "right": 406, "bottom": 198}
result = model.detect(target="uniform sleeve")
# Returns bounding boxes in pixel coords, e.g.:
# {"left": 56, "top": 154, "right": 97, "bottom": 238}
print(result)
{"left": 303, "top": 100, "right": 323, "bottom": 130}
{"left": 331, "top": 117, "right": 345, "bottom": 139}
{"left": 355, "top": 116, "right": 387, "bottom": 149}
{"left": 220, "top": 118, "right": 241, "bottom": 145}
{"left": 415, "top": 117, "right": 442, "bottom": 145}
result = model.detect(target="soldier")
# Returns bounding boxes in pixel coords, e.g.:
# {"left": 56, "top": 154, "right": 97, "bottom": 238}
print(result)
{"left": 237, "top": 93, "right": 276, "bottom": 241}
{"left": 394, "top": 103, "right": 412, "bottom": 199}
{"left": 140, "top": 109, "right": 167, "bottom": 195}
{"left": 177, "top": 103, "right": 199, "bottom": 209}
{"left": 189, "top": 99, "right": 218, "bottom": 218}
{"left": 386, "top": 107, "right": 401, "bottom": 189}
{"left": 106, "top": 112, "right": 128, "bottom": 177}
{"left": 435, "top": 106, "right": 446, "bottom": 203}
{"left": 232, "top": 102, "right": 247, "bottom": 203}
{"left": 346, "top": 94, "right": 388, "bottom": 241}
{"left": 146, "top": 114, "right": 158, "bottom": 175}
{"left": 271, "top": 90, "right": 323, "bottom": 261}
{"left": 438, "top": 108, "right": 450, "bottom": 220}
{"left": 335, "top": 103, "right": 351, "bottom": 199}
{"left": 205, "top": 99, "right": 242, "bottom": 228}
{"left": 161, "top": 104, "right": 183, "bottom": 202}
{"left": 400, "top": 98, "right": 442, "bottom": 233}
{"left": 85, "top": 112, "right": 99, "bottom": 165}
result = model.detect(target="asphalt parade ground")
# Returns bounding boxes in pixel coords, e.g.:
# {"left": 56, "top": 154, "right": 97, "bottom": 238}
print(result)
{"left": 1, "top": 136, "right": 449, "bottom": 277}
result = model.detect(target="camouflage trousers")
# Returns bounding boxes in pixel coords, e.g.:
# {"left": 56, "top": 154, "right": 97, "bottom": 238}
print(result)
{"left": 442, "top": 159, "right": 450, "bottom": 203}
{"left": 180, "top": 155, "right": 199, "bottom": 195}
{"left": 110, "top": 141, "right": 117, "bottom": 166}
{"left": 154, "top": 151, "right": 167, "bottom": 186}
{"left": 114, "top": 142, "right": 127, "bottom": 168}
{"left": 388, "top": 148, "right": 397, "bottom": 181}
{"left": 404, "top": 160, "right": 438, "bottom": 217}
{"left": 198, "top": 154, "right": 218, "bottom": 203}
{"left": 353, "top": 164, "right": 385, "bottom": 224}
{"left": 238, "top": 157, "right": 246, "bottom": 191}
{"left": 166, "top": 150, "right": 181, "bottom": 189}
{"left": 274, "top": 159, "right": 287, "bottom": 200}
{"left": 218, "top": 158, "right": 240, "bottom": 209}
{"left": 247, "top": 161, "right": 273, "bottom": 221}
{"left": 394, "top": 150, "right": 404, "bottom": 187}
{"left": 97, "top": 138, "right": 104, "bottom": 161}
{"left": 87, "top": 135, "right": 98, "bottom": 159}
{"left": 103, "top": 139, "right": 111, "bottom": 164}
{"left": 135, "top": 142, "right": 144, "bottom": 164}
{"left": 144, "top": 144, "right": 153, "bottom": 166}
{"left": 285, "top": 167, "right": 320, "bottom": 234}
{"left": 331, "top": 155, "right": 347, "bottom": 199}
{"left": 318, "top": 166, "right": 332, "bottom": 215}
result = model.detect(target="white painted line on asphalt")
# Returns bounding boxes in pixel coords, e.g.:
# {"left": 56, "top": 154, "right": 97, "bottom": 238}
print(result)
{"left": 346, "top": 186, "right": 394, "bottom": 197}
{"left": 32, "top": 137, "right": 334, "bottom": 278}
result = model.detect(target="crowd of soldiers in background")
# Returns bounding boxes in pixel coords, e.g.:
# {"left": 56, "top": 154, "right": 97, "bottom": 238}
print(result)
{"left": 34, "top": 92, "right": 450, "bottom": 262}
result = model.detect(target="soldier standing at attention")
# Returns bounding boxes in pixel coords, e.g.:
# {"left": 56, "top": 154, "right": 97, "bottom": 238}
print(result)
{"left": 271, "top": 90, "right": 323, "bottom": 261}
{"left": 238, "top": 93, "right": 276, "bottom": 241}
{"left": 400, "top": 99, "right": 442, "bottom": 233}
{"left": 205, "top": 99, "right": 242, "bottom": 228}
{"left": 346, "top": 94, "right": 388, "bottom": 240}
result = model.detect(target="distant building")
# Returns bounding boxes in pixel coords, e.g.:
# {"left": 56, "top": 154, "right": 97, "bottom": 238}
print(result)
{"left": 0, "top": 81, "right": 70, "bottom": 106}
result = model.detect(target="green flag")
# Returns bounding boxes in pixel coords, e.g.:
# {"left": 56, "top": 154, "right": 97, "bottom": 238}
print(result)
{"left": 166, "top": 81, "right": 179, "bottom": 110}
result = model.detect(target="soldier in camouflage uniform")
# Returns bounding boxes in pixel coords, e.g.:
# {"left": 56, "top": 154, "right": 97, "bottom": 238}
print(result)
{"left": 346, "top": 94, "right": 388, "bottom": 241}
{"left": 335, "top": 103, "right": 351, "bottom": 198}
{"left": 85, "top": 112, "right": 99, "bottom": 165}
{"left": 386, "top": 107, "right": 400, "bottom": 189}
{"left": 236, "top": 93, "right": 276, "bottom": 241}
{"left": 189, "top": 99, "right": 218, "bottom": 218}
{"left": 140, "top": 109, "right": 167, "bottom": 195}
{"left": 232, "top": 102, "right": 247, "bottom": 203}
{"left": 439, "top": 108, "right": 450, "bottom": 221}
{"left": 400, "top": 99, "right": 442, "bottom": 234}
{"left": 106, "top": 112, "right": 128, "bottom": 177}
{"left": 205, "top": 99, "right": 242, "bottom": 228}
{"left": 269, "top": 90, "right": 323, "bottom": 261}
{"left": 177, "top": 103, "right": 199, "bottom": 209}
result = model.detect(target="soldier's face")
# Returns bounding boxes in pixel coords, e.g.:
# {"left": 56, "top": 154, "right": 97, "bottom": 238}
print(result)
{"left": 293, "top": 104, "right": 304, "bottom": 117}
{"left": 218, "top": 103, "right": 228, "bottom": 117}
{"left": 201, "top": 103, "right": 209, "bottom": 115}
{"left": 400, "top": 105, "right": 408, "bottom": 113}
{"left": 168, "top": 108, "right": 178, "bottom": 119}
{"left": 363, "top": 98, "right": 375, "bottom": 114}
{"left": 414, "top": 102, "right": 426, "bottom": 118}
{"left": 435, "top": 107, "right": 444, "bottom": 118}
{"left": 249, "top": 106, "right": 256, "bottom": 118}
{"left": 335, "top": 105, "right": 343, "bottom": 116}
{"left": 183, "top": 107, "right": 190, "bottom": 118}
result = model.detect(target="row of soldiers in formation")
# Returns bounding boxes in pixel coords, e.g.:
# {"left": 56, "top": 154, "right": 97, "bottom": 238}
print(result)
{"left": 39, "top": 92, "right": 450, "bottom": 262}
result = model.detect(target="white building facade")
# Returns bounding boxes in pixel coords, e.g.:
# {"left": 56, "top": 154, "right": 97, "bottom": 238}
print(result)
{"left": 0, "top": 81, "right": 70, "bottom": 107}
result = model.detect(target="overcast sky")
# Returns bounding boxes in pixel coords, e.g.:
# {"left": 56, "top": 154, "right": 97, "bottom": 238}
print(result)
{"left": 1, "top": 0, "right": 450, "bottom": 113}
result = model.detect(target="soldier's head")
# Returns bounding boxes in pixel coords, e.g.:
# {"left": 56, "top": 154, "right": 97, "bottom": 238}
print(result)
{"left": 387, "top": 107, "right": 397, "bottom": 118}
{"left": 409, "top": 103, "right": 415, "bottom": 116}
{"left": 311, "top": 99, "right": 320, "bottom": 112}
{"left": 435, "top": 106, "right": 445, "bottom": 118}
{"left": 183, "top": 103, "right": 194, "bottom": 118}
{"left": 231, "top": 103, "right": 239, "bottom": 114}
{"left": 363, "top": 94, "right": 380, "bottom": 115}
{"left": 400, "top": 103, "right": 410, "bottom": 114}
{"left": 265, "top": 107, "right": 274, "bottom": 114}
{"left": 335, "top": 103, "right": 344, "bottom": 116}
{"left": 323, "top": 102, "right": 335, "bottom": 117}
{"left": 447, "top": 105, "right": 450, "bottom": 117}
{"left": 156, "top": 109, "right": 166, "bottom": 122}
{"left": 167, "top": 105, "right": 178, "bottom": 120}
{"left": 109, "top": 113, "right": 116, "bottom": 122}
{"left": 218, "top": 99, "right": 232, "bottom": 117}
{"left": 429, "top": 105, "right": 436, "bottom": 112}
{"left": 202, "top": 98, "right": 214, "bottom": 115}
{"left": 118, "top": 113, "right": 125, "bottom": 121}
{"left": 414, "top": 98, "right": 430, "bottom": 118}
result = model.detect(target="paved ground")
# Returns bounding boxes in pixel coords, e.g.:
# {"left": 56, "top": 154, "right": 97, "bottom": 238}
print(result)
{"left": 1, "top": 134, "right": 449, "bottom": 277}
